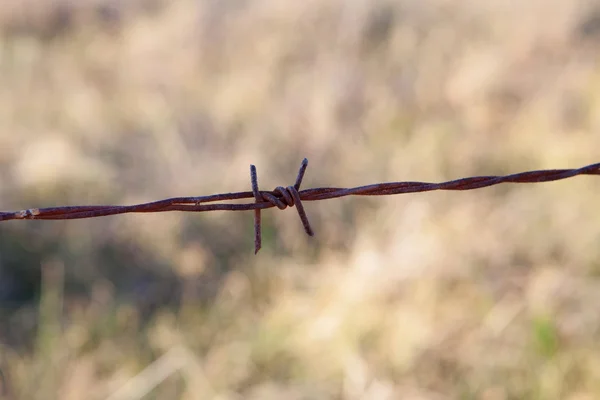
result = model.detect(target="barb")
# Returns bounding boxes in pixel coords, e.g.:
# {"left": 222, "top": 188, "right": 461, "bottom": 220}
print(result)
{"left": 1, "top": 159, "right": 599, "bottom": 253}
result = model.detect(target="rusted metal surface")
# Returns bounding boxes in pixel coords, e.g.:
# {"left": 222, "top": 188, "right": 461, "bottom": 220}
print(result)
{"left": 1, "top": 159, "right": 599, "bottom": 253}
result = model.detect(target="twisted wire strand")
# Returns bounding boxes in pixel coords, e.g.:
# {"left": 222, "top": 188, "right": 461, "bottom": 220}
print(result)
{"left": 1, "top": 159, "right": 599, "bottom": 253}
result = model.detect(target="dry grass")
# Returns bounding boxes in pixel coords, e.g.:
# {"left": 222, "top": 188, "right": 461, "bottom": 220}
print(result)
{"left": 1, "top": 0, "right": 600, "bottom": 398}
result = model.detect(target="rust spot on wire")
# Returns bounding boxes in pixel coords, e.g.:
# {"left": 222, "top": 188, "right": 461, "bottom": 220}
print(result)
{"left": 1, "top": 159, "right": 599, "bottom": 253}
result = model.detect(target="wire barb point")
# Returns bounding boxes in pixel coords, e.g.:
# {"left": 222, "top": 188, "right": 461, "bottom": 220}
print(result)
{"left": 250, "top": 164, "right": 263, "bottom": 254}
{"left": 250, "top": 159, "right": 315, "bottom": 254}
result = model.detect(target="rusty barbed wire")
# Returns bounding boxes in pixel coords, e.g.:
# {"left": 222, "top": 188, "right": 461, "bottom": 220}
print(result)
{"left": 1, "top": 159, "right": 599, "bottom": 253}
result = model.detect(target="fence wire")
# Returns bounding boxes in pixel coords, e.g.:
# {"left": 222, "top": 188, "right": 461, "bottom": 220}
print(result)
{"left": 1, "top": 159, "right": 599, "bottom": 253}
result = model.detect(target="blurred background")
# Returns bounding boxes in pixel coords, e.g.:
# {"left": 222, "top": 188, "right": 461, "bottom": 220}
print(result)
{"left": 0, "top": 0, "right": 599, "bottom": 398}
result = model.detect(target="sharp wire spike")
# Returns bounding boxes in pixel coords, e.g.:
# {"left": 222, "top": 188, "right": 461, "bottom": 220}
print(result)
{"left": 250, "top": 165, "right": 262, "bottom": 254}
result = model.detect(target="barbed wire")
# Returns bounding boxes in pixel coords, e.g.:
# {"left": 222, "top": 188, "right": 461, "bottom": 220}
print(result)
{"left": 1, "top": 159, "right": 599, "bottom": 253}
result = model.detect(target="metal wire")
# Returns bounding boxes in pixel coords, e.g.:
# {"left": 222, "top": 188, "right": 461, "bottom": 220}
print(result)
{"left": 1, "top": 159, "right": 599, "bottom": 253}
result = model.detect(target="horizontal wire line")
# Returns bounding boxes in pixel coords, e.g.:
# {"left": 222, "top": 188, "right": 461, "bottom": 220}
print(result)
{"left": 1, "top": 160, "right": 599, "bottom": 252}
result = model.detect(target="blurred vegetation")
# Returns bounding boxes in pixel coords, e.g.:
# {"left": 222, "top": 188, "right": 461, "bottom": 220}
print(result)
{"left": 1, "top": 0, "right": 600, "bottom": 398}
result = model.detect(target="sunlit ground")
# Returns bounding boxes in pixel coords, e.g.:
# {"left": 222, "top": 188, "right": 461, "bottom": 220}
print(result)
{"left": 1, "top": 0, "right": 600, "bottom": 399}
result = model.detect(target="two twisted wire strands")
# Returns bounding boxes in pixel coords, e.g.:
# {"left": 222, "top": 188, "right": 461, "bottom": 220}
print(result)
{"left": 1, "top": 159, "right": 599, "bottom": 253}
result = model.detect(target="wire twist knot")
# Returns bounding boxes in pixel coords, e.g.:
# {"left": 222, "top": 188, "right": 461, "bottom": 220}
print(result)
{"left": 250, "top": 158, "right": 314, "bottom": 254}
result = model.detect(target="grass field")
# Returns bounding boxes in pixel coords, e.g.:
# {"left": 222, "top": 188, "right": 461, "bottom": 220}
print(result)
{"left": 1, "top": 0, "right": 600, "bottom": 399}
